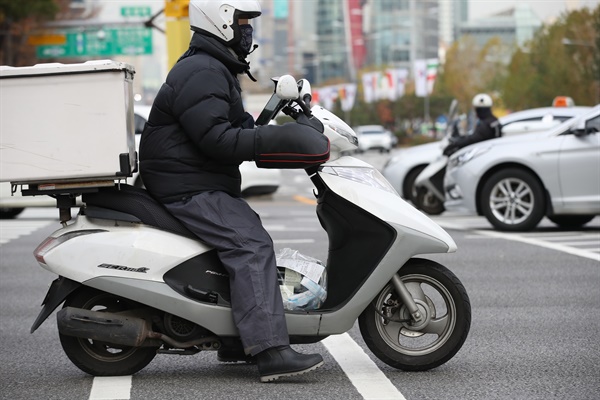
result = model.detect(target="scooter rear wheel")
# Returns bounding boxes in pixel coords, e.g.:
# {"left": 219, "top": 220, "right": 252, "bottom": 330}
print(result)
{"left": 59, "top": 287, "right": 158, "bottom": 376}
{"left": 358, "top": 258, "right": 471, "bottom": 371}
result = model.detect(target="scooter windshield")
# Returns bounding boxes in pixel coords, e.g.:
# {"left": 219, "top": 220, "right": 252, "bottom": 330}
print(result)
{"left": 321, "top": 166, "right": 398, "bottom": 196}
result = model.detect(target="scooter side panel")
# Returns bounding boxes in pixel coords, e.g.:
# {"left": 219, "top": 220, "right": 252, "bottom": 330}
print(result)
{"left": 319, "top": 171, "right": 456, "bottom": 252}
{"left": 84, "top": 276, "right": 322, "bottom": 336}
{"left": 42, "top": 220, "right": 212, "bottom": 284}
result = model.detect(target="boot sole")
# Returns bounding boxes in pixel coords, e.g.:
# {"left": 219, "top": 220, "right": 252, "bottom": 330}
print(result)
{"left": 217, "top": 356, "right": 257, "bottom": 364}
{"left": 260, "top": 360, "right": 324, "bottom": 383}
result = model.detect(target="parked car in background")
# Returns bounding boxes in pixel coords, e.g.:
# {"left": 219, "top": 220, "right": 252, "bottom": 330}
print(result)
{"left": 444, "top": 105, "right": 599, "bottom": 231}
{"left": 382, "top": 105, "right": 593, "bottom": 205}
{"left": 0, "top": 105, "right": 281, "bottom": 219}
{"left": 355, "top": 125, "right": 394, "bottom": 153}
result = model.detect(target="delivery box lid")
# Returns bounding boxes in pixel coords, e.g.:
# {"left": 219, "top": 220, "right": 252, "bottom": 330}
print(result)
{"left": 0, "top": 59, "right": 134, "bottom": 79}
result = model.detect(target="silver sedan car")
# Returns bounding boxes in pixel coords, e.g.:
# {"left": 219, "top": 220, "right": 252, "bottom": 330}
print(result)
{"left": 444, "top": 105, "right": 600, "bottom": 231}
{"left": 382, "top": 106, "right": 593, "bottom": 206}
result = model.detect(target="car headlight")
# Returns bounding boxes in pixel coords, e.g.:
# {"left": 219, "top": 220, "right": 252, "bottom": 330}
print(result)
{"left": 448, "top": 146, "right": 491, "bottom": 169}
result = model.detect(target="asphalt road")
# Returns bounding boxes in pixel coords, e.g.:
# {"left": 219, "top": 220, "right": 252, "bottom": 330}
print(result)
{"left": 1, "top": 152, "right": 598, "bottom": 400}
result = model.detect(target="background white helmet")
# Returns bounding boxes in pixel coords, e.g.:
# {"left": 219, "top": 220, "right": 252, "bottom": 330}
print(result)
{"left": 189, "top": 0, "right": 261, "bottom": 44}
{"left": 472, "top": 93, "right": 493, "bottom": 108}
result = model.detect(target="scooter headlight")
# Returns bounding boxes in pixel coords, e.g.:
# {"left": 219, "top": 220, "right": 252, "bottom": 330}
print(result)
{"left": 321, "top": 166, "right": 398, "bottom": 195}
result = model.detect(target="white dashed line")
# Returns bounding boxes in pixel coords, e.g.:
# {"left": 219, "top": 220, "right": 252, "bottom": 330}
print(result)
{"left": 89, "top": 376, "right": 132, "bottom": 400}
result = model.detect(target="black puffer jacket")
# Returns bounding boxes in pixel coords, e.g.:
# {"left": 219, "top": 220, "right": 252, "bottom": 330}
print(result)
{"left": 140, "top": 33, "right": 255, "bottom": 203}
{"left": 140, "top": 33, "right": 329, "bottom": 203}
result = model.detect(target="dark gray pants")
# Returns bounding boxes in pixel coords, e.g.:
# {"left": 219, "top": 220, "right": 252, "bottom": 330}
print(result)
{"left": 165, "top": 191, "right": 289, "bottom": 355}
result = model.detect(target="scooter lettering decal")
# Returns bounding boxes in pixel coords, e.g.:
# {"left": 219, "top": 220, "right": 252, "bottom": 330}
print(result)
{"left": 205, "top": 270, "right": 229, "bottom": 278}
{"left": 98, "top": 263, "right": 149, "bottom": 273}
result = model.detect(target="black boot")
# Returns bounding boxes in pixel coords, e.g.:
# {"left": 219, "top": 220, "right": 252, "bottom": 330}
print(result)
{"left": 257, "top": 345, "right": 324, "bottom": 382}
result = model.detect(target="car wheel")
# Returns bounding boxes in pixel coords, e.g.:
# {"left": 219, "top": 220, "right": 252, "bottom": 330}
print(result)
{"left": 0, "top": 207, "right": 25, "bottom": 219}
{"left": 547, "top": 215, "right": 595, "bottom": 228}
{"left": 481, "top": 168, "right": 545, "bottom": 231}
{"left": 402, "top": 165, "right": 427, "bottom": 204}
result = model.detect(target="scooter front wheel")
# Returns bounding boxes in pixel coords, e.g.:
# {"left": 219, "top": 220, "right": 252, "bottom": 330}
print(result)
{"left": 59, "top": 287, "right": 159, "bottom": 376}
{"left": 358, "top": 258, "right": 471, "bottom": 371}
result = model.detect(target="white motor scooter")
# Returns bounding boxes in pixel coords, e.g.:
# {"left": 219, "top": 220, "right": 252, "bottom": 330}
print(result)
{"left": 30, "top": 76, "right": 471, "bottom": 376}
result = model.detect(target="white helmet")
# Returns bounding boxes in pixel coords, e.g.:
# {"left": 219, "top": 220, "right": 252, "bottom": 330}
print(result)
{"left": 472, "top": 93, "right": 493, "bottom": 108}
{"left": 189, "top": 0, "right": 261, "bottom": 45}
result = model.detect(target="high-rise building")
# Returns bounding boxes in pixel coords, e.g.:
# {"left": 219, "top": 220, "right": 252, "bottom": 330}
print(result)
{"left": 255, "top": 0, "right": 440, "bottom": 87}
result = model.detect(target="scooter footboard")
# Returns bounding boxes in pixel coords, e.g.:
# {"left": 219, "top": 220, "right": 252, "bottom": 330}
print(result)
{"left": 84, "top": 276, "right": 323, "bottom": 336}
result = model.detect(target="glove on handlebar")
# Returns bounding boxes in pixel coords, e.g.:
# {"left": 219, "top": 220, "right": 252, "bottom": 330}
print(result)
{"left": 254, "top": 116, "right": 329, "bottom": 169}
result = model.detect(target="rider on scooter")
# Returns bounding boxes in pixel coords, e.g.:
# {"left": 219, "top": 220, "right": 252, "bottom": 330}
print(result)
{"left": 139, "top": 0, "right": 328, "bottom": 382}
{"left": 443, "top": 93, "right": 500, "bottom": 156}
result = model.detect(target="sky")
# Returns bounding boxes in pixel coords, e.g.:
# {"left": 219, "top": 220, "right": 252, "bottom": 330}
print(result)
{"left": 469, "top": 0, "right": 600, "bottom": 21}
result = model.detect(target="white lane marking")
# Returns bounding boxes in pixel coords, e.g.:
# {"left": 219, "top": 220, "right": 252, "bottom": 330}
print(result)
{"left": 475, "top": 229, "right": 600, "bottom": 262}
{"left": 89, "top": 376, "right": 132, "bottom": 400}
{"left": 0, "top": 220, "right": 54, "bottom": 245}
{"left": 323, "top": 333, "right": 407, "bottom": 400}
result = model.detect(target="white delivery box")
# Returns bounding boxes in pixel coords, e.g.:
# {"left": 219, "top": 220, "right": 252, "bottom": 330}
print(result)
{"left": 0, "top": 60, "right": 136, "bottom": 184}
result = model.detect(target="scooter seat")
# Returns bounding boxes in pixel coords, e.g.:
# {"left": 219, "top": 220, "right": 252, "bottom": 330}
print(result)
{"left": 82, "top": 184, "right": 196, "bottom": 239}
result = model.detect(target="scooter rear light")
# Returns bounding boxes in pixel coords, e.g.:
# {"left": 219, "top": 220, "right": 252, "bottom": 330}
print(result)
{"left": 34, "top": 230, "right": 106, "bottom": 265}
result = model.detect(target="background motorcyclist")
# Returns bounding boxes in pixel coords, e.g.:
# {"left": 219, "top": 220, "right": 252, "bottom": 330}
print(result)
{"left": 443, "top": 93, "right": 500, "bottom": 156}
{"left": 139, "top": 0, "right": 328, "bottom": 382}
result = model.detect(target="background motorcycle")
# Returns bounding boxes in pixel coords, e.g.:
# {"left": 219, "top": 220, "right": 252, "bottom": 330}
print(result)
{"left": 413, "top": 100, "right": 462, "bottom": 215}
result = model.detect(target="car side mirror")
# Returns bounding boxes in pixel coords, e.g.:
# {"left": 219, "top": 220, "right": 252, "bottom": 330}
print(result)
{"left": 574, "top": 115, "right": 600, "bottom": 137}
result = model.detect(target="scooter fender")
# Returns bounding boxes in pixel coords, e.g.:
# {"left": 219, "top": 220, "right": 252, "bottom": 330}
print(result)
{"left": 30, "top": 276, "right": 81, "bottom": 333}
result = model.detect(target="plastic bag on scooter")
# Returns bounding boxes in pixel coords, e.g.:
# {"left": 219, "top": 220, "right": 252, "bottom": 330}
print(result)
{"left": 276, "top": 248, "right": 327, "bottom": 311}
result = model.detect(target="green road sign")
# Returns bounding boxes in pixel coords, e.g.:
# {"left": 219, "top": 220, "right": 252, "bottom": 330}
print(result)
{"left": 121, "top": 6, "right": 152, "bottom": 18}
{"left": 37, "top": 27, "right": 152, "bottom": 58}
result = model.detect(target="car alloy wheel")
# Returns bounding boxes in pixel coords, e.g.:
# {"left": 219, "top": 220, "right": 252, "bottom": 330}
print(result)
{"left": 481, "top": 168, "right": 545, "bottom": 231}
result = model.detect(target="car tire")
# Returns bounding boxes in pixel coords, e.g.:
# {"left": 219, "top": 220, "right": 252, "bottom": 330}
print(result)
{"left": 547, "top": 215, "right": 595, "bottom": 228}
{"left": 481, "top": 168, "right": 545, "bottom": 231}
{"left": 0, "top": 207, "right": 25, "bottom": 219}
{"left": 402, "top": 165, "right": 427, "bottom": 204}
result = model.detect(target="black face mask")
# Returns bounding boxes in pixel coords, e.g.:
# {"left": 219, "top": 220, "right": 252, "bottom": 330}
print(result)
{"left": 235, "top": 24, "right": 254, "bottom": 56}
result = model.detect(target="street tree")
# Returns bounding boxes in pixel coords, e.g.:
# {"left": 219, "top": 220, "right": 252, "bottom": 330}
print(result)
{"left": 435, "top": 35, "right": 509, "bottom": 113}
{"left": 503, "top": 5, "right": 599, "bottom": 108}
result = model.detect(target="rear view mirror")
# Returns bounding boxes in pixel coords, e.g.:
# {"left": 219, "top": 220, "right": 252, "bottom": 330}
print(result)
{"left": 573, "top": 114, "right": 600, "bottom": 137}
{"left": 276, "top": 75, "right": 299, "bottom": 100}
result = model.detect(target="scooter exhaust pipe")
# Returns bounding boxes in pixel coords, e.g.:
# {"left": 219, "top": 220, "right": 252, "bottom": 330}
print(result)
{"left": 57, "top": 307, "right": 222, "bottom": 350}
{"left": 57, "top": 307, "right": 154, "bottom": 347}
